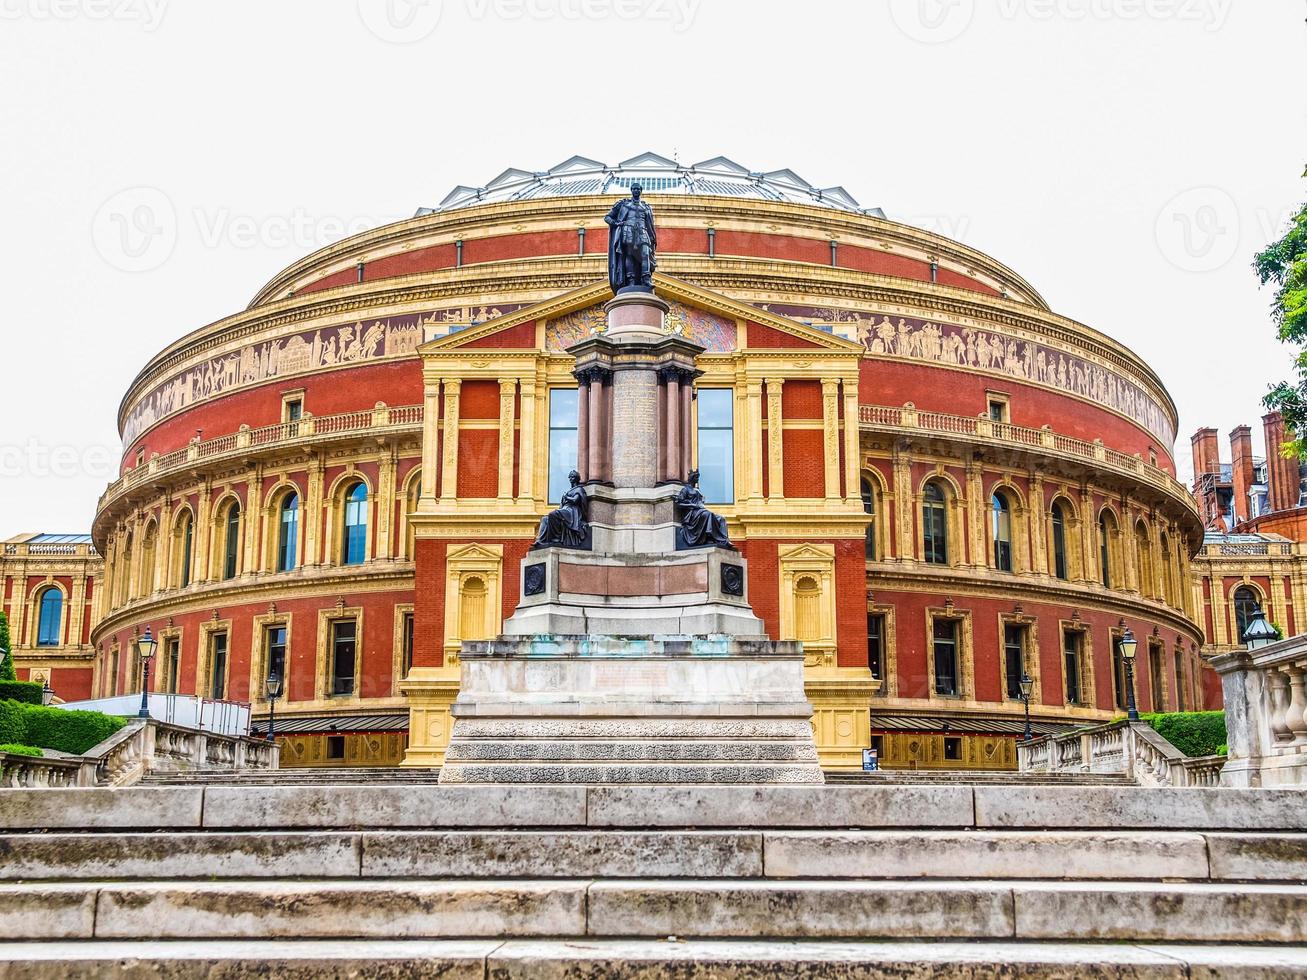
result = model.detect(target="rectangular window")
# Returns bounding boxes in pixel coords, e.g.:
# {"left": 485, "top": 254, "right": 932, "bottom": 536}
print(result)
{"left": 1174, "top": 651, "right": 1186, "bottom": 712}
{"left": 867, "top": 613, "right": 884, "bottom": 681}
{"left": 402, "top": 612, "right": 415, "bottom": 677}
{"left": 326, "top": 734, "right": 346, "bottom": 760}
{"left": 933, "top": 619, "right": 958, "bottom": 696}
{"left": 696, "top": 388, "right": 735, "bottom": 504}
{"left": 943, "top": 736, "right": 963, "bottom": 761}
{"left": 285, "top": 398, "right": 303, "bottom": 423}
{"left": 922, "top": 501, "right": 948, "bottom": 565}
{"left": 1063, "top": 630, "right": 1082, "bottom": 705}
{"left": 1149, "top": 643, "right": 1166, "bottom": 712}
{"left": 1003, "top": 624, "right": 1026, "bottom": 700}
{"left": 986, "top": 393, "right": 1010, "bottom": 423}
{"left": 209, "top": 632, "right": 228, "bottom": 700}
{"left": 988, "top": 401, "right": 1007, "bottom": 423}
{"left": 164, "top": 636, "right": 180, "bottom": 694}
{"left": 265, "top": 626, "right": 287, "bottom": 685}
{"left": 548, "top": 388, "right": 579, "bottom": 503}
{"left": 330, "top": 620, "right": 357, "bottom": 697}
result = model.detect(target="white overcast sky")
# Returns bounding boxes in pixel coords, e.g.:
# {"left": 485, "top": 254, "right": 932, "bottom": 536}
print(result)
{"left": 0, "top": 0, "right": 1303, "bottom": 539}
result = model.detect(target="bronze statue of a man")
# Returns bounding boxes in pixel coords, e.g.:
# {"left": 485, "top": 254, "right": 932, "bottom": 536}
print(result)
{"left": 605, "top": 184, "right": 657, "bottom": 295}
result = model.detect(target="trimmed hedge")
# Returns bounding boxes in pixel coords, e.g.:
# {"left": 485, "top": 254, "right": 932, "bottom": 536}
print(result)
{"left": 0, "top": 701, "right": 127, "bottom": 755}
{"left": 0, "top": 743, "right": 42, "bottom": 757}
{"left": 1141, "top": 711, "right": 1227, "bottom": 758}
{"left": 0, "top": 681, "right": 43, "bottom": 705}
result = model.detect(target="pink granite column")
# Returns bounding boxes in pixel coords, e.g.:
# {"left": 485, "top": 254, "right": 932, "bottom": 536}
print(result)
{"left": 664, "top": 368, "right": 680, "bottom": 484}
{"left": 575, "top": 376, "right": 590, "bottom": 482}
{"left": 587, "top": 372, "right": 604, "bottom": 483}
{"left": 680, "top": 373, "right": 693, "bottom": 481}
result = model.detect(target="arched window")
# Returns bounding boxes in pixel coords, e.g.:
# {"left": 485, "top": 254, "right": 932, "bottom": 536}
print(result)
{"left": 922, "top": 482, "right": 948, "bottom": 565}
{"left": 1099, "top": 510, "right": 1117, "bottom": 589}
{"left": 222, "top": 501, "right": 241, "bottom": 580}
{"left": 36, "top": 588, "right": 63, "bottom": 647}
{"left": 175, "top": 511, "right": 194, "bottom": 588}
{"left": 460, "top": 575, "right": 489, "bottom": 641}
{"left": 1050, "top": 501, "right": 1068, "bottom": 580}
{"left": 1233, "top": 586, "right": 1261, "bottom": 644}
{"left": 342, "top": 482, "right": 368, "bottom": 565}
{"left": 277, "top": 493, "right": 299, "bottom": 572}
{"left": 860, "top": 477, "right": 877, "bottom": 560}
{"left": 1135, "top": 523, "right": 1154, "bottom": 598}
{"left": 794, "top": 576, "right": 822, "bottom": 642}
{"left": 992, "top": 492, "right": 1013, "bottom": 572}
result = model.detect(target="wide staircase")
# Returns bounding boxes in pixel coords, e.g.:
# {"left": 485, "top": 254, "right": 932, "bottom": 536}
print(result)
{"left": 1, "top": 781, "right": 1305, "bottom": 976}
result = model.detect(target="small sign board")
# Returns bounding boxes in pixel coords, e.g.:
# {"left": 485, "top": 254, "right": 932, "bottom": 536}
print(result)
{"left": 861, "top": 748, "right": 879, "bottom": 771}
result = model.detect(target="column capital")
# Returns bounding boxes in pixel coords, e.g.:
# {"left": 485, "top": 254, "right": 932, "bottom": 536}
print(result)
{"left": 498, "top": 378, "right": 517, "bottom": 395}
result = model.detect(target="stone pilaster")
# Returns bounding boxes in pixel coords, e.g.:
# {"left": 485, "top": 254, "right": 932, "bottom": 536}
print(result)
{"left": 821, "top": 378, "right": 841, "bottom": 500}
{"left": 518, "top": 377, "right": 537, "bottom": 502}
{"left": 440, "top": 379, "right": 461, "bottom": 502}
{"left": 420, "top": 381, "right": 440, "bottom": 502}
{"left": 745, "top": 380, "right": 764, "bottom": 501}
{"left": 766, "top": 378, "right": 784, "bottom": 499}
{"left": 498, "top": 379, "right": 516, "bottom": 501}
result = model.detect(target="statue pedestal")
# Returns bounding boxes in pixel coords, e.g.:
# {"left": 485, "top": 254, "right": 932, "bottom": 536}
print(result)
{"left": 438, "top": 286, "right": 823, "bottom": 785}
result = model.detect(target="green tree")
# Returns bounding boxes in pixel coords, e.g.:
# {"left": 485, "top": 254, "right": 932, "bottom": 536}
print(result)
{"left": 1261, "top": 165, "right": 1307, "bottom": 455}
{"left": 0, "top": 611, "right": 14, "bottom": 682}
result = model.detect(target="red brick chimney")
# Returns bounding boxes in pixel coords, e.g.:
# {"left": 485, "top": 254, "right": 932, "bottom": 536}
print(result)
{"left": 1229, "top": 425, "right": 1254, "bottom": 526}
{"left": 1190, "top": 428, "right": 1220, "bottom": 489}
{"left": 1263, "top": 412, "right": 1300, "bottom": 512}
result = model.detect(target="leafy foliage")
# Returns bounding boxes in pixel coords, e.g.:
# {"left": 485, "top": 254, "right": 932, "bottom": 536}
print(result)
{"left": 1260, "top": 166, "right": 1307, "bottom": 454}
{"left": 0, "top": 681, "right": 43, "bottom": 705}
{"left": 1140, "top": 711, "right": 1228, "bottom": 758}
{"left": 0, "top": 701, "right": 127, "bottom": 755}
{"left": 0, "top": 743, "right": 42, "bottom": 757}
{"left": 0, "top": 612, "right": 14, "bottom": 682}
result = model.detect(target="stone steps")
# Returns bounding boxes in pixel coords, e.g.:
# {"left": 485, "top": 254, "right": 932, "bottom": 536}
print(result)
{"left": 825, "top": 770, "right": 1133, "bottom": 786}
{"left": 3, "top": 939, "right": 1305, "bottom": 979}
{"left": 139, "top": 767, "right": 442, "bottom": 785}
{"left": 2, "top": 783, "right": 1305, "bottom": 975}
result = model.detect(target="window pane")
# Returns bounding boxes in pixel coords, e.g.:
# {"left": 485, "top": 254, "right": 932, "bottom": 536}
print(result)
{"left": 37, "top": 589, "right": 62, "bottom": 646}
{"left": 867, "top": 613, "right": 883, "bottom": 680}
{"left": 697, "top": 389, "right": 734, "bottom": 504}
{"left": 224, "top": 504, "right": 240, "bottom": 579}
{"left": 933, "top": 619, "right": 957, "bottom": 696}
{"left": 331, "top": 620, "right": 357, "bottom": 696}
{"left": 1004, "top": 625, "right": 1024, "bottom": 699}
{"left": 266, "top": 626, "right": 286, "bottom": 682}
{"left": 548, "top": 388, "right": 579, "bottom": 503}
{"left": 279, "top": 495, "right": 299, "bottom": 572}
{"left": 1052, "top": 505, "right": 1067, "bottom": 580}
{"left": 180, "top": 517, "right": 193, "bottom": 588}
{"left": 343, "top": 484, "right": 367, "bottom": 565}
{"left": 211, "top": 633, "right": 228, "bottom": 700}
{"left": 1064, "top": 632, "right": 1081, "bottom": 704}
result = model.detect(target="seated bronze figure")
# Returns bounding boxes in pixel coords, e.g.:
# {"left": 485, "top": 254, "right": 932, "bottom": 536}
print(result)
{"left": 532, "top": 470, "right": 591, "bottom": 550}
{"left": 675, "top": 469, "right": 733, "bottom": 550}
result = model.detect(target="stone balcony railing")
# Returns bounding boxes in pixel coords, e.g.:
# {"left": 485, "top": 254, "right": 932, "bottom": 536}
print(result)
{"left": 859, "top": 403, "right": 1197, "bottom": 515}
{"left": 1212, "top": 635, "right": 1307, "bottom": 788}
{"left": 96, "top": 403, "right": 424, "bottom": 517}
{"left": 0, "top": 718, "right": 278, "bottom": 789}
{"left": 1019, "top": 718, "right": 1225, "bottom": 787}
{"left": 2, "top": 541, "right": 99, "bottom": 558}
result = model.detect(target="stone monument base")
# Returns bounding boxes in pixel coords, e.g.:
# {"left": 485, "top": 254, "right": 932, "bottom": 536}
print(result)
{"left": 438, "top": 634, "right": 824, "bottom": 784}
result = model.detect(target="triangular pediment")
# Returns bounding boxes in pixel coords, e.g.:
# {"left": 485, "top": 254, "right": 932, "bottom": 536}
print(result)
{"left": 548, "top": 155, "right": 605, "bottom": 174}
{"left": 420, "top": 274, "right": 862, "bottom": 356}
{"left": 619, "top": 151, "right": 680, "bottom": 170}
{"left": 692, "top": 156, "right": 750, "bottom": 175}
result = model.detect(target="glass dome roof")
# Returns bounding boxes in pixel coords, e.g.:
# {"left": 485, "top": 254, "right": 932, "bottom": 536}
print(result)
{"left": 419, "top": 152, "right": 884, "bottom": 217}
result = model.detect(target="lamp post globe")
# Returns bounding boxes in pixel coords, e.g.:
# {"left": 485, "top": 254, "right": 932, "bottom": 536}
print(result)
{"left": 136, "top": 626, "right": 157, "bottom": 720}
{"left": 1018, "top": 672, "right": 1034, "bottom": 741}
{"left": 264, "top": 672, "right": 282, "bottom": 742}
{"left": 1120, "top": 626, "right": 1140, "bottom": 722}
{"left": 40, "top": 679, "right": 54, "bottom": 706}
{"left": 1242, "top": 607, "right": 1280, "bottom": 650}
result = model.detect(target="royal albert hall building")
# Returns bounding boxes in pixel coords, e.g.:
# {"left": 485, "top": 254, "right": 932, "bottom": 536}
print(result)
{"left": 88, "top": 153, "right": 1210, "bottom": 770}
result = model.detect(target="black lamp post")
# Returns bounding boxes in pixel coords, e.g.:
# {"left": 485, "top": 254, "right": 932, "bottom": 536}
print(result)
{"left": 265, "top": 672, "right": 282, "bottom": 742}
{"left": 137, "top": 626, "right": 157, "bottom": 719}
{"left": 1019, "top": 671, "right": 1034, "bottom": 740}
{"left": 40, "top": 679, "right": 54, "bottom": 706}
{"left": 1120, "top": 626, "right": 1139, "bottom": 722}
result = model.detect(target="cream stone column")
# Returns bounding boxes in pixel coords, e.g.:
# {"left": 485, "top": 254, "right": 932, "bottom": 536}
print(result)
{"left": 126, "top": 516, "right": 144, "bottom": 601}
{"left": 766, "top": 378, "right": 784, "bottom": 499}
{"left": 745, "top": 380, "right": 764, "bottom": 500}
{"left": 195, "top": 482, "right": 214, "bottom": 581}
{"left": 420, "top": 380, "right": 441, "bottom": 502}
{"left": 303, "top": 458, "right": 324, "bottom": 568}
{"left": 892, "top": 442, "right": 913, "bottom": 559}
{"left": 158, "top": 497, "right": 174, "bottom": 589}
{"left": 1079, "top": 488, "right": 1096, "bottom": 584}
{"left": 1271, "top": 568, "right": 1290, "bottom": 632}
{"left": 842, "top": 381, "right": 860, "bottom": 502}
{"left": 440, "top": 380, "right": 462, "bottom": 502}
{"left": 518, "top": 378, "right": 537, "bottom": 501}
{"left": 69, "top": 572, "right": 86, "bottom": 649}
{"left": 497, "top": 379, "right": 516, "bottom": 501}
{"left": 243, "top": 468, "right": 262, "bottom": 575}
{"left": 1029, "top": 474, "right": 1047, "bottom": 575}
{"left": 966, "top": 463, "right": 985, "bottom": 568}
{"left": 376, "top": 445, "right": 397, "bottom": 561}
{"left": 821, "top": 379, "right": 841, "bottom": 500}
{"left": 1123, "top": 503, "right": 1140, "bottom": 594}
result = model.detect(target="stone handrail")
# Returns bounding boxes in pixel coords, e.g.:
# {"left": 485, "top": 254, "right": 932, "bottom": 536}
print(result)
{"left": 1212, "top": 635, "right": 1307, "bottom": 787}
{"left": 859, "top": 403, "right": 1194, "bottom": 509}
{"left": 0, "top": 719, "right": 278, "bottom": 789}
{"left": 97, "top": 403, "right": 424, "bottom": 515}
{"left": 1018, "top": 718, "right": 1225, "bottom": 787}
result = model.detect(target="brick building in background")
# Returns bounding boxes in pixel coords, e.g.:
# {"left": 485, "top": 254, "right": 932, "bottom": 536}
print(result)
{"left": 1191, "top": 412, "right": 1307, "bottom": 703}
{"left": 28, "top": 154, "right": 1210, "bottom": 769}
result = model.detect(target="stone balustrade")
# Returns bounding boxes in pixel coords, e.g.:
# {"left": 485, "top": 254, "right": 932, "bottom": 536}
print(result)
{"left": 1212, "top": 635, "right": 1307, "bottom": 787}
{"left": 0, "top": 719, "right": 278, "bottom": 789}
{"left": 1019, "top": 719, "right": 1225, "bottom": 787}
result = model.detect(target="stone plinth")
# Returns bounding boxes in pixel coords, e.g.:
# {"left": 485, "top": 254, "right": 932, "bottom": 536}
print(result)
{"left": 439, "top": 635, "right": 822, "bottom": 784}
{"left": 604, "top": 291, "right": 668, "bottom": 344}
